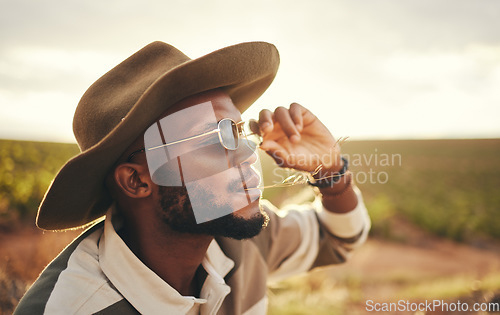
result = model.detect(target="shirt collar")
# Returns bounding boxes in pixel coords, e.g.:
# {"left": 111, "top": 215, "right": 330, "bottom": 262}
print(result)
{"left": 99, "top": 209, "right": 234, "bottom": 314}
{"left": 204, "top": 238, "right": 234, "bottom": 278}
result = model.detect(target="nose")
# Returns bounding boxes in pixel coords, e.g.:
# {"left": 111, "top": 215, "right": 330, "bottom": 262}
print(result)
{"left": 242, "top": 148, "right": 259, "bottom": 166}
{"left": 231, "top": 138, "right": 258, "bottom": 166}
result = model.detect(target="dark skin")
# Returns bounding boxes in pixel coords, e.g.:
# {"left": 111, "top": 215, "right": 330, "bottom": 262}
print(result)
{"left": 108, "top": 89, "right": 358, "bottom": 296}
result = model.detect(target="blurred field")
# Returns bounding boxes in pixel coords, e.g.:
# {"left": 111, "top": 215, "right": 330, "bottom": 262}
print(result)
{"left": 1, "top": 138, "right": 500, "bottom": 314}
{"left": 0, "top": 140, "right": 80, "bottom": 227}
{"left": 262, "top": 138, "right": 500, "bottom": 243}
{"left": 263, "top": 138, "right": 500, "bottom": 314}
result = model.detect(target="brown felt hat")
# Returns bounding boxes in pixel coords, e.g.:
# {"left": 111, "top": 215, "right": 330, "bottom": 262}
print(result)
{"left": 36, "top": 41, "right": 280, "bottom": 230}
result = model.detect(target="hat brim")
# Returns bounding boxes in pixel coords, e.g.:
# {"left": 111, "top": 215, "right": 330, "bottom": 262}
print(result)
{"left": 37, "top": 41, "right": 279, "bottom": 230}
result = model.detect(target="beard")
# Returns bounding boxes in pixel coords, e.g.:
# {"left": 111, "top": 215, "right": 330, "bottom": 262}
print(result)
{"left": 158, "top": 185, "right": 269, "bottom": 240}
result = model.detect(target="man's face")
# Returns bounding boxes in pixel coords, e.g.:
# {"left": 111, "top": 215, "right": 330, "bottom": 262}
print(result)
{"left": 146, "top": 89, "right": 269, "bottom": 239}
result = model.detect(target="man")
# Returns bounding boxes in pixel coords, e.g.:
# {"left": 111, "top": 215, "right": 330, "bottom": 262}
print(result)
{"left": 15, "top": 41, "right": 370, "bottom": 314}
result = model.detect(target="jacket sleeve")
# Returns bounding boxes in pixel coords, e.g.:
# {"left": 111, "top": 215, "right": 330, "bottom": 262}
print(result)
{"left": 252, "top": 186, "right": 370, "bottom": 283}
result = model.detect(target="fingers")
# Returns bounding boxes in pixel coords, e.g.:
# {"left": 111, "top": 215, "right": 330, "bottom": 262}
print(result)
{"left": 248, "top": 119, "right": 260, "bottom": 135}
{"left": 258, "top": 109, "right": 274, "bottom": 134}
{"left": 257, "top": 103, "right": 305, "bottom": 140}
{"left": 289, "top": 103, "right": 304, "bottom": 132}
{"left": 274, "top": 106, "right": 300, "bottom": 143}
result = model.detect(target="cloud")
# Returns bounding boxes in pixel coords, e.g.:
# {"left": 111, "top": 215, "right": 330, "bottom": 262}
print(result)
{"left": 1, "top": 0, "right": 500, "bottom": 141}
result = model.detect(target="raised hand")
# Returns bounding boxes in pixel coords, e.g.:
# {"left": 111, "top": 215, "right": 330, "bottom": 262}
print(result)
{"left": 254, "top": 103, "right": 342, "bottom": 173}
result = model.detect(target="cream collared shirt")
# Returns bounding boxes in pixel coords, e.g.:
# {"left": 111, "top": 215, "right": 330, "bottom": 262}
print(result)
{"left": 16, "top": 188, "right": 370, "bottom": 315}
{"left": 44, "top": 211, "right": 239, "bottom": 315}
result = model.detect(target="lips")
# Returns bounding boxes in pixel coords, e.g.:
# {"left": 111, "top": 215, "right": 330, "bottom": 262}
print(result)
{"left": 243, "top": 172, "right": 261, "bottom": 190}
{"left": 228, "top": 167, "right": 261, "bottom": 194}
{"left": 240, "top": 170, "right": 262, "bottom": 203}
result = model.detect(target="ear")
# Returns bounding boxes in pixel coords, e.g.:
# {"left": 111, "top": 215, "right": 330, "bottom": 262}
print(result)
{"left": 114, "top": 163, "right": 153, "bottom": 199}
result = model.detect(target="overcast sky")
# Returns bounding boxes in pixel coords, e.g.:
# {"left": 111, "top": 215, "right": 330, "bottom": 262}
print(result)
{"left": 1, "top": 0, "right": 499, "bottom": 143}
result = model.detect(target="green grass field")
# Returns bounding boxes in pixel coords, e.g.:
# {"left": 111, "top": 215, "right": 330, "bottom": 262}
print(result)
{"left": 0, "top": 140, "right": 80, "bottom": 225}
{"left": 1, "top": 138, "right": 500, "bottom": 313}
{"left": 346, "top": 139, "right": 500, "bottom": 242}
{"left": 262, "top": 138, "right": 500, "bottom": 243}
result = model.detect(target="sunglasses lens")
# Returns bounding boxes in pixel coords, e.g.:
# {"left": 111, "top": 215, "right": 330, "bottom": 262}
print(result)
{"left": 219, "top": 119, "right": 238, "bottom": 150}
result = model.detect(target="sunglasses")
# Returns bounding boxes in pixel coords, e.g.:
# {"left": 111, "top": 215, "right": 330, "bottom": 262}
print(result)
{"left": 127, "top": 118, "right": 261, "bottom": 162}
